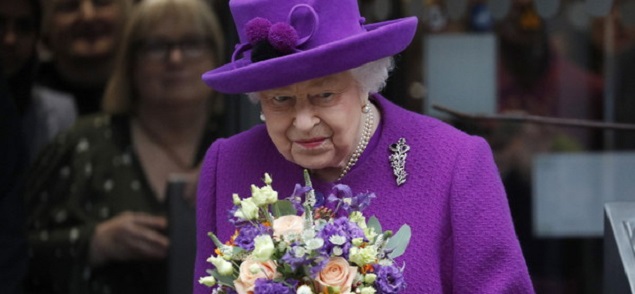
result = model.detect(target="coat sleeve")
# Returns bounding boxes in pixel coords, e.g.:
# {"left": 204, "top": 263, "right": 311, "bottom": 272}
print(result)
{"left": 450, "top": 136, "right": 535, "bottom": 293}
{"left": 193, "top": 139, "right": 223, "bottom": 294}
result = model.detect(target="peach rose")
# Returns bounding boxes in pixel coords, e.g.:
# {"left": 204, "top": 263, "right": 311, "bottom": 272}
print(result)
{"left": 234, "top": 258, "right": 280, "bottom": 294}
{"left": 315, "top": 257, "right": 358, "bottom": 294}
{"left": 273, "top": 215, "right": 304, "bottom": 240}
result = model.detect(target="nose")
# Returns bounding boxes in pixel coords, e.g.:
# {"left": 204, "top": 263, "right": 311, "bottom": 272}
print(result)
{"left": 293, "top": 104, "right": 319, "bottom": 131}
{"left": 79, "top": 0, "right": 96, "bottom": 20}
{"left": 166, "top": 46, "right": 184, "bottom": 63}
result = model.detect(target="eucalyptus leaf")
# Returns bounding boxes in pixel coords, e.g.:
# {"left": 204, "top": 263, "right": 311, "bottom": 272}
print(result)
{"left": 272, "top": 200, "right": 297, "bottom": 217}
{"left": 210, "top": 269, "right": 236, "bottom": 287}
{"left": 386, "top": 224, "right": 412, "bottom": 259}
{"left": 367, "top": 216, "right": 382, "bottom": 234}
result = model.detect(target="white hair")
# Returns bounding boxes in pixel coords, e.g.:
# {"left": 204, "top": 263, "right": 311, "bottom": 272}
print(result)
{"left": 247, "top": 56, "right": 395, "bottom": 103}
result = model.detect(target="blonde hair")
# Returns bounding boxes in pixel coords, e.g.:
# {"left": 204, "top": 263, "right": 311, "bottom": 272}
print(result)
{"left": 102, "top": 0, "right": 225, "bottom": 114}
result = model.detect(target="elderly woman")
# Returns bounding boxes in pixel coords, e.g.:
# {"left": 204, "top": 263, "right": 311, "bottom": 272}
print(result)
{"left": 194, "top": 0, "right": 534, "bottom": 293}
{"left": 23, "top": 0, "right": 225, "bottom": 293}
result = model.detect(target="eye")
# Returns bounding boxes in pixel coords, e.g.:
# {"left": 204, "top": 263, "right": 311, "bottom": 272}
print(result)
{"left": 272, "top": 96, "right": 294, "bottom": 103}
{"left": 310, "top": 92, "right": 338, "bottom": 106}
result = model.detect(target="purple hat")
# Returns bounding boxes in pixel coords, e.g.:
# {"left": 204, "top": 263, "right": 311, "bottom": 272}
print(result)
{"left": 202, "top": 0, "right": 418, "bottom": 94}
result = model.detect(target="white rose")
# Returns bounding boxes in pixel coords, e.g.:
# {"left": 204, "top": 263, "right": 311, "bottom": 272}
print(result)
{"left": 273, "top": 215, "right": 304, "bottom": 240}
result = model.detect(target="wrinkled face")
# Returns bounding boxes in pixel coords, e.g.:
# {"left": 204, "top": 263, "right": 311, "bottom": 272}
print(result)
{"left": 46, "top": 0, "right": 124, "bottom": 60}
{"left": 0, "top": 0, "right": 37, "bottom": 76}
{"left": 259, "top": 72, "right": 365, "bottom": 171}
{"left": 133, "top": 17, "right": 216, "bottom": 108}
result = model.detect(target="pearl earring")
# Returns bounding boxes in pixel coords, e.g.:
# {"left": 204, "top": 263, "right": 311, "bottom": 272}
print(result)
{"left": 362, "top": 103, "right": 371, "bottom": 114}
{"left": 260, "top": 113, "right": 266, "bottom": 122}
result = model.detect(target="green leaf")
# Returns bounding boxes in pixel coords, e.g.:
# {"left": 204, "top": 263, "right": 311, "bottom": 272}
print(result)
{"left": 272, "top": 200, "right": 297, "bottom": 217}
{"left": 386, "top": 224, "right": 411, "bottom": 259}
{"left": 367, "top": 216, "right": 382, "bottom": 234}
{"left": 210, "top": 269, "right": 236, "bottom": 288}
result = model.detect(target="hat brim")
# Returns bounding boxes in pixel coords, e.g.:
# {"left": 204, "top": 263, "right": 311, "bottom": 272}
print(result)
{"left": 202, "top": 17, "right": 418, "bottom": 94}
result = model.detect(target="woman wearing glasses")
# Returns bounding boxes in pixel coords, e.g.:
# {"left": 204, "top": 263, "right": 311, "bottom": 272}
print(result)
{"left": 23, "top": 0, "right": 225, "bottom": 293}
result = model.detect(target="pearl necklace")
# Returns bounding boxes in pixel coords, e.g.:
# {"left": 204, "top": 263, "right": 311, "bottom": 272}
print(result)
{"left": 337, "top": 104, "right": 374, "bottom": 181}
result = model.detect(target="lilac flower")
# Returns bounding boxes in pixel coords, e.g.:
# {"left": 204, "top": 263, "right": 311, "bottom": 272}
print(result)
{"left": 286, "top": 184, "right": 325, "bottom": 215}
{"left": 317, "top": 217, "right": 366, "bottom": 259}
{"left": 234, "top": 224, "right": 270, "bottom": 251}
{"left": 374, "top": 264, "right": 407, "bottom": 294}
{"left": 227, "top": 206, "right": 249, "bottom": 227}
{"left": 253, "top": 278, "right": 294, "bottom": 294}
{"left": 326, "top": 185, "right": 376, "bottom": 218}
{"left": 281, "top": 245, "right": 310, "bottom": 272}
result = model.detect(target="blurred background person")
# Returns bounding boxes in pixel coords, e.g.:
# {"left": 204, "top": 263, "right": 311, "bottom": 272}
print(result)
{"left": 488, "top": 0, "right": 604, "bottom": 292}
{"left": 23, "top": 0, "right": 225, "bottom": 292}
{"left": 36, "top": 0, "right": 132, "bottom": 117}
{"left": 1, "top": 0, "right": 77, "bottom": 164}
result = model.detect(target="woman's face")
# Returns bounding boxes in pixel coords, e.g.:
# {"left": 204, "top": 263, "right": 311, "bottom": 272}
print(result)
{"left": 133, "top": 17, "right": 216, "bottom": 109}
{"left": 259, "top": 72, "right": 365, "bottom": 171}
{"left": 0, "top": 0, "right": 37, "bottom": 76}
{"left": 46, "top": 0, "right": 124, "bottom": 60}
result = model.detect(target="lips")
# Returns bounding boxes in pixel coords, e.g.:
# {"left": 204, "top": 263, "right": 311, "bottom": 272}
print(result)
{"left": 295, "top": 137, "right": 327, "bottom": 149}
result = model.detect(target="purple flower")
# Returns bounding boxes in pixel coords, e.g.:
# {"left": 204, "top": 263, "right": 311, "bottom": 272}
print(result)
{"left": 326, "top": 185, "right": 376, "bottom": 218}
{"left": 281, "top": 245, "right": 310, "bottom": 272}
{"left": 253, "top": 279, "right": 294, "bottom": 294}
{"left": 317, "top": 217, "right": 366, "bottom": 259}
{"left": 227, "top": 206, "right": 249, "bottom": 227}
{"left": 234, "top": 224, "right": 270, "bottom": 251}
{"left": 374, "top": 264, "right": 407, "bottom": 294}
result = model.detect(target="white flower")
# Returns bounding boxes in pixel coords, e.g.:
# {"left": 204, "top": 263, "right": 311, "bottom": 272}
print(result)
{"left": 349, "top": 246, "right": 378, "bottom": 266}
{"left": 329, "top": 235, "right": 346, "bottom": 245}
{"left": 305, "top": 238, "right": 324, "bottom": 250}
{"left": 359, "top": 286, "right": 377, "bottom": 294}
{"left": 207, "top": 255, "right": 233, "bottom": 276}
{"left": 364, "top": 227, "right": 377, "bottom": 240}
{"left": 234, "top": 198, "right": 258, "bottom": 220}
{"left": 251, "top": 184, "right": 278, "bottom": 206}
{"left": 232, "top": 193, "right": 242, "bottom": 205}
{"left": 349, "top": 211, "right": 367, "bottom": 229}
{"left": 264, "top": 173, "right": 273, "bottom": 185}
{"left": 198, "top": 275, "right": 216, "bottom": 287}
{"left": 332, "top": 246, "right": 343, "bottom": 256}
{"left": 294, "top": 246, "right": 306, "bottom": 257}
{"left": 252, "top": 234, "right": 275, "bottom": 261}
{"left": 364, "top": 273, "right": 377, "bottom": 284}
{"left": 352, "top": 238, "right": 364, "bottom": 247}
{"left": 297, "top": 285, "right": 314, "bottom": 294}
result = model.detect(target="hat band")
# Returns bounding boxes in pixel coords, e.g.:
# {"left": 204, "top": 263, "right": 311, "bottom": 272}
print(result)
{"left": 230, "top": 4, "right": 320, "bottom": 68}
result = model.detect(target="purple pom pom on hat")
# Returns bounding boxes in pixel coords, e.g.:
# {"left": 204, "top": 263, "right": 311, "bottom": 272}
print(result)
{"left": 268, "top": 22, "right": 298, "bottom": 53}
{"left": 245, "top": 17, "right": 272, "bottom": 44}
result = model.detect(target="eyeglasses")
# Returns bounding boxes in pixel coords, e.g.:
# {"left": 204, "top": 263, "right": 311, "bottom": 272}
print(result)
{"left": 136, "top": 38, "right": 212, "bottom": 61}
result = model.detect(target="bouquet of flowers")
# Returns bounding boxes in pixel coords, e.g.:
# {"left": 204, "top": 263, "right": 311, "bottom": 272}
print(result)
{"left": 199, "top": 171, "right": 411, "bottom": 294}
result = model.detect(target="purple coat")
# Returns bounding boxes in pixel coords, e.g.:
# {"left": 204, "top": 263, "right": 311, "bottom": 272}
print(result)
{"left": 194, "top": 94, "right": 534, "bottom": 293}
